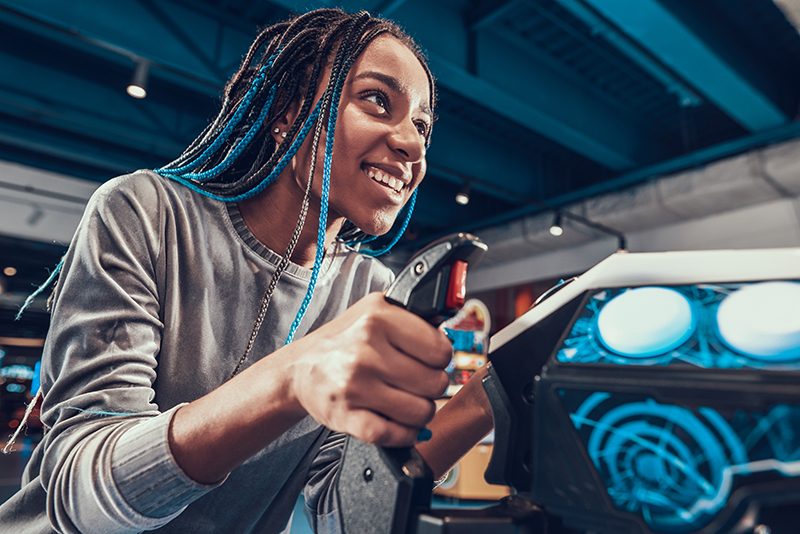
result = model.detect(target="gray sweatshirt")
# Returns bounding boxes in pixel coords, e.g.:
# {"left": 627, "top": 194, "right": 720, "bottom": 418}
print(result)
{"left": 0, "top": 170, "right": 393, "bottom": 533}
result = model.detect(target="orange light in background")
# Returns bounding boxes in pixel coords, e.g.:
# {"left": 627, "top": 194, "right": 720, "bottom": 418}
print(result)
{"left": 515, "top": 285, "right": 535, "bottom": 319}
{"left": 3, "top": 266, "right": 16, "bottom": 276}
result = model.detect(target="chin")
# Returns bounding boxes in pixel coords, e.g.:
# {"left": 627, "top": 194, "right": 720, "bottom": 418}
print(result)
{"left": 352, "top": 209, "right": 401, "bottom": 238}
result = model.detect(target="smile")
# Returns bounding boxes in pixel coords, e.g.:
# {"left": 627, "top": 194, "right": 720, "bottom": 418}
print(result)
{"left": 364, "top": 165, "right": 405, "bottom": 193}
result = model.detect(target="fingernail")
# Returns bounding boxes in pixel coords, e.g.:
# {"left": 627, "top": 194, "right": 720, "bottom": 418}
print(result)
{"left": 417, "top": 428, "right": 432, "bottom": 442}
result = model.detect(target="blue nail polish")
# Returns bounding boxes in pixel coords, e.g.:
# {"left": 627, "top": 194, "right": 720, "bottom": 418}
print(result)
{"left": 417, "top": 428, "right": 432, "bottom": 442}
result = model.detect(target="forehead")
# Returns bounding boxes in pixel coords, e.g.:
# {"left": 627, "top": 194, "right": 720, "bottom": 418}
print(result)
{"left": 350, "top": 34, "right": 431, "bottom": 110}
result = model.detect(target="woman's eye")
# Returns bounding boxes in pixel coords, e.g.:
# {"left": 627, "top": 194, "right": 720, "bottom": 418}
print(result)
{"left": 415, "top": 121, "right": 429, "bottom": 137}
{"left": 364, "top": 92, "right": 388, "bottom": 111}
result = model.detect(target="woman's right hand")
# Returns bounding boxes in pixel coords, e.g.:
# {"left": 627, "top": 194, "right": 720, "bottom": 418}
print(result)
{"left": 285, "top": 292, "right": 452, "bottom": 447}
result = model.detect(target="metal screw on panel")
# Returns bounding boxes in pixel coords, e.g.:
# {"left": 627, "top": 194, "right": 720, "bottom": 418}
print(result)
{"left": 414, "top": 262, "right": 425, "bottom": 275}
{"left": 754, "top": 525, "right": 771, "bottom": 534}
{"left": 522, "top": 383, "right": 535, "bottom": 405}
{"left": 363, "top": 468, "right": 374, "bottom": 482}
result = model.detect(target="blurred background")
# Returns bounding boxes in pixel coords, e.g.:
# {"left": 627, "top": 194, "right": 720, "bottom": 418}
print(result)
{"left": 2, "top": 0, "right": 800, "bottom": 523}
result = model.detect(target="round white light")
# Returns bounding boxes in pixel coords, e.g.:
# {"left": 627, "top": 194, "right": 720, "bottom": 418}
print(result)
{"left": 455, "top": 192, "right": 469, "bottom": 205}
{"left": 127, "top": 84, "right": 146, "bottom": 99}
{"left": 549, "top": 225, "right": 563, "bottom": 237}
{"left": 716, "top": 281, "right": 800, "bottom": 361}
{"left": 597, "top": 287, "right": 695, "bottom": 358}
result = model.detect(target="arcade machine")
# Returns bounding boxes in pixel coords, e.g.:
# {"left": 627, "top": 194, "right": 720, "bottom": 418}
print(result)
{"left": 338, "top": 237, "right": 800, "bottom": 534}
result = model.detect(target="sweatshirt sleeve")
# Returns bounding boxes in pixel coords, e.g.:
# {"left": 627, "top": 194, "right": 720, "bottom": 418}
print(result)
{"left": 35, "top": 173, "right": 223, "bottom": 534}
{"left": 302, "top": 430, "right": 345, "bottom": 534}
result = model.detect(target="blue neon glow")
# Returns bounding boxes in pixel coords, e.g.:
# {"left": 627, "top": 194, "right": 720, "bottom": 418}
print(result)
{"left": 597, "top": 287, "right": 695, "bottom": 358}
{"left": 563, "top": 390, "right": 800, "bottom": 533}
{"left": 31, "top": 360, "right": 41, "bottom": 396}
{"left": 0, "top": 365, "right": 34, "bottom": 380}
{"left": 716, "top": 281, "right": 800, "bottom": 361}
{"left": 556, "top": 282, "right": 800, "bottom": 370}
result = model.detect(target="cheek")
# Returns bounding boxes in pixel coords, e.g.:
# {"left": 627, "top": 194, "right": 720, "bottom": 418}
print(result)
{"left": 416, "top": 159, "right": 427, "bottom": 184}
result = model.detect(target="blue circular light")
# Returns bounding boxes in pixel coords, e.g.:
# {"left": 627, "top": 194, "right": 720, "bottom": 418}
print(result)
{"left": 597, "top": 287, "right": 695, "bottom": 358}
{"left": 716, "top": 281, "right": 800, "bottom": 361}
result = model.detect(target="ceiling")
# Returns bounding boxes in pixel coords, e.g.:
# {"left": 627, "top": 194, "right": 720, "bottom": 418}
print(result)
{"left": 1, "top": 0, "right": 800, "bottom": 334}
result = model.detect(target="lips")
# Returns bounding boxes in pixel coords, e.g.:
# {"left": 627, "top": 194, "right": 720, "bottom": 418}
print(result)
{"left": 363, "top": 164, "right": 407, "bottom": 193}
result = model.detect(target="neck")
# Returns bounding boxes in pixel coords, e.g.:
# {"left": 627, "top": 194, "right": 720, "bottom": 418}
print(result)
{"left": 237, "top": 174, "right": 344, "bottom": 269}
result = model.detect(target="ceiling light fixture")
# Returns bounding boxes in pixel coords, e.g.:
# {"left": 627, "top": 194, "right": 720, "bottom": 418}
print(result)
{"left": 549, "top": 213, "right": 563, "bottom": 236}
{"left": 455, "top": 182, "right": 471, "bottom": 205}
{"left": 3, "top": 266, "right": 16, "bottom": 277}
{"left": 127, "top": 60, "right": 150, "bottom": 99}
{"left": 550, "top": 210, "right": 627, "bottom": 251}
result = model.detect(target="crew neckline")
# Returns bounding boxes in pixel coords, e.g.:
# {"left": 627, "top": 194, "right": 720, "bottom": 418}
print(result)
{"left": 225, "top": 201, "right": 340, "bottom": 281}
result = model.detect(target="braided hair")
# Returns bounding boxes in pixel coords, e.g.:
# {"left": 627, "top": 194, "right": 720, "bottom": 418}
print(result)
{"left": 156, "top": 9, "right": 434, "bottom": 203}
{"left": 155, "top": 9, "right": 436, "bottom": 362}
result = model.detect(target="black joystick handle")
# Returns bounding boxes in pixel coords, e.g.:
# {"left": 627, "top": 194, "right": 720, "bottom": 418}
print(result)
{"left": 384, "top": 232, "right": 487, "bottom": 326}
{"left": 337, "top": 232, "right": 487, "bottom": 534}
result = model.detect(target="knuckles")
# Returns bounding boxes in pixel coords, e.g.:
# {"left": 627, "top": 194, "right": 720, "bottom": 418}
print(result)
{"left": 357, "top": 420, "right": 395, "bottom": 446}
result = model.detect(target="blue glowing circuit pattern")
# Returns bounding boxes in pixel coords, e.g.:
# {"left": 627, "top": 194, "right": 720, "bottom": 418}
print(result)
{"left": 556, "top": 283, "right": 800, "bottom": 370}
{"left": 562, "top": 390, "right": 800, "bottom": 533}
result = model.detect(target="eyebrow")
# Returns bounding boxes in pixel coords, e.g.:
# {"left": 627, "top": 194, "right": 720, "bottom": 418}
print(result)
{"left": 354, "top": 70, "right": 432, "bottom": 119}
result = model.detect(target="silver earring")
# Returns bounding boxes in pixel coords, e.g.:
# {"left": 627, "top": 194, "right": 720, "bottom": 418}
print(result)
{"left": 281, "top": 132, "right": 287, "bottom": 138}
{"left": 273, "top": 127, "right": 280, "bottom": 134}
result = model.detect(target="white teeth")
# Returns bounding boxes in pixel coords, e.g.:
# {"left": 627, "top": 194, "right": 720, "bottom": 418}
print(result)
{"left": 366, "top": 166, "right": 403, "bottom": 193}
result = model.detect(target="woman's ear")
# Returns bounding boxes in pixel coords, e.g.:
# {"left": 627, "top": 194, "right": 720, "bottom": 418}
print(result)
{"left": 271, "top": 98, "right": 302, "bottom": 143}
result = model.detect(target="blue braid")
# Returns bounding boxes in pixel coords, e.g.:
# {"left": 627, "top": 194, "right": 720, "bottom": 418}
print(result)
{"left": 59, "top": 406, "right": 141, "bottom": 417}
{"left": 154, "top": 99, "right": 323, "bottom": 203}
{"left": 359, "top": 189, "right": 417, "bottom": 257}
{"left": 168, "top": 87, "right": 276, "bottom": 182}
{"left": 159, "top": 65, "right": 271, "bottom": 176}
{"left": 15, "top": 257, "right": 64, "bottom": 320}
{"left": 284, "top": 98, "right": 338, "bottom": 343}
{"left": 284, "top": 58, "right": 352, "bottom": 343}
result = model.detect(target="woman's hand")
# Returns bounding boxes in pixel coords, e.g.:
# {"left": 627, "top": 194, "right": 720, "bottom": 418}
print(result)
{"left": 286, "top": 292, "right": 452, "bottom": 447}
{"left": 170, "top": 292, "right": 451, "bottom": 483}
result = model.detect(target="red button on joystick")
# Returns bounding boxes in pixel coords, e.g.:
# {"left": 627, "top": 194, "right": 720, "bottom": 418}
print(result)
{"left": 444, "top": 260, "right": 468, "bottom": 309}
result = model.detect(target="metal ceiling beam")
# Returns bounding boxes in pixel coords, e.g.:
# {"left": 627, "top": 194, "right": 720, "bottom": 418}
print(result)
{"left": 3, "top": 0, "right": 660, "bottom": 173}
{"left": 0, "top": 49, "right": 203, "bottom": 158}
{"left": 429, "top": 46, "right": 647, "bottom": 171}
{"left": 0, "top": 0, "right": 257, "bottom": 93}
{"left": 420, "top": 3, "right": 662, "bottom": 169}
{"left": 0, "top": 120, "right": 152, "bottom": 174}
{"left": 579, "top": 0, "right": 788, "bottom": 132}
{"left": 444, "top": 119, "right": 800, "bottom": 240}
{"left": 466, "top": 0, "right": 520, "bottom": 30}
{"left": 262, "top": 0, "right": 658, "bottom": 170}
{"left": 550, "top": 0, "right": 701, "bottom": 108}
{"left": 425, "top": 117, "right": 541, "bottom": 200}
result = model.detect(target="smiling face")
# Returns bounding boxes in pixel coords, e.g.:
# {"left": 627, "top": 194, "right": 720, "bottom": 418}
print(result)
{"left": 305, "top": 34, "right": 433, "bottom": 237}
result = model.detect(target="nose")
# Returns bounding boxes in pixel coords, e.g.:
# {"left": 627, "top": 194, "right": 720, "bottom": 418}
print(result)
{"left": 388, "top": 118, "right": 425, "bottom": 163}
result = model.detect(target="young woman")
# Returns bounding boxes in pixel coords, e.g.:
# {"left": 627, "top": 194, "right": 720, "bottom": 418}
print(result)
{"left": 0, "top": 9, "right": 493, "bottom": 533}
